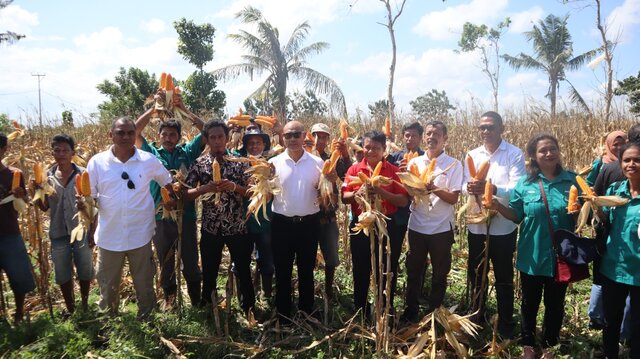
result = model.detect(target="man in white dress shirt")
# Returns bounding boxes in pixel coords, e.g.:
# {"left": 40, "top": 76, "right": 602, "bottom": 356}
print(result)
{"left": 269, "top": 120, "right": 324, "bottom": 320}
{"left": 87, "top": 117, "right": 174, "bottom": 319}
{"left": 463, "top": 111, "right": 525, "bottom": 338}
{"left": 401, "top": 121, "right": 463, "bottom": 323}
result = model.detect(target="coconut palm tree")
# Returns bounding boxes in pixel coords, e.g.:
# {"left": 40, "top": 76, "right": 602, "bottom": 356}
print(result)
{"left": 213, "top": 6, "right": 346, "bottom": 120}
{"left": 502, "top": 14, "right": 600, "bottom": 117}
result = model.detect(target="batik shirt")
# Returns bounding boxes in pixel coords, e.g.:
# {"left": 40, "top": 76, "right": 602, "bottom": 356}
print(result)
{"left": 185, "top": 152, "right": 249, "bottom": 236}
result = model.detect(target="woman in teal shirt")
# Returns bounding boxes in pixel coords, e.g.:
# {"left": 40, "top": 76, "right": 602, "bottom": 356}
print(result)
{"left": 599, "top": 142, "right": 640, "bottom": 359}
{"left": 487, "top": 133, "right": 577, "bottom": 359}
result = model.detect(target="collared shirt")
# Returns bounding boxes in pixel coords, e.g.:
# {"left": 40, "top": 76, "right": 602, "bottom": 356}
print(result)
{"left": 88, "top": 147, "right": 172, "bottom": 252}
{"left": 593, "top": 161, "right": 624, "bottom": 196}
{"left": 185, "top": 152, "right": 249, "bottom": 236}
{"left": 269, "top": 150, "right": 324, "bottom": 217}
{"left": 601, "top": 179, "right": 640, "bottom": 286}
{"left": 342, "top": 158, "right": 408, "bottom": 217}
{"left": 408, "top": 152, "right": 463, "bottom": 235}
{"left": 463, "top": 140, "right": 526, "bottom": 235}
{"left": 140, "top": 134, "right": 203, "bottom": 221}
{"left": 47, "top": 163, "right": 83, "bottom": 239}
{"left": 509, "top": 170, "right": 577, "bottom": 277}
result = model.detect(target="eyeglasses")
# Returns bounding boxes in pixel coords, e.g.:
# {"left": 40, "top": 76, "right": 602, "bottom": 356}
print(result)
{"left": 283, "top": 131, "right": 303, "bottom": 140}
{"left": 478, "top": 125, "right": 497, "bottom": 132}
{"left": 121, "top": 171, "right": 135, "bottom": 189}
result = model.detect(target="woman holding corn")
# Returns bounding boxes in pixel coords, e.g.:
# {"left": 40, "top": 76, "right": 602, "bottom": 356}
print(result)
{"left": 341, "top": 130, "right": 409, "bottom": 318}
{"left": 597, "top": 142, "right": 640, "bottom": 359}
{"left": 485, "top": 133, "right": 578, "bottom": 359}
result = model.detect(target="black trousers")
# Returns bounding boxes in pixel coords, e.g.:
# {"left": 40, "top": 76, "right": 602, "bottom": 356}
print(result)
{"left": 200, "top": 231, "right": 255, "bottom": 311}
{"left": 350, "top": 218, "right": 404, "bottom": 312}
{"left": 153, "top": 219, "right": 201, "bottom": 295}
{"left": 271, "top": 213, "right": 320, "bottom": 318}
{"left": 602, "top": 276, "right": 640, "bottom": 359}
{"left": 467, "top": 230, "right": 516, "bottom": 336}
{"left": 520, "top": 272, "right": 568, "bottom": 347}
{"left": 405, "top": 229, "right": 453, "bottom": 313}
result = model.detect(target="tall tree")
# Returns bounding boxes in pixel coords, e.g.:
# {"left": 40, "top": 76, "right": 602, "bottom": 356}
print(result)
{"left": 173, "top": 18, "right": 226, "bottom": 116}
{"left": 457, "top": 18, "right": 510, "bottom": 111}
{"left": 379, "top": 0, "right": 407, "bottom": 133}
{"left": 289, "top": 90, "right": 328, "bottom": 120}
{"left": 213, "top": 6, "right": 346, "bottom": 121}
{"left": 502, "top": 14, "right": 600, "bottom": 117}
{"left": 615, "top": 71, "right": 640, "bottom": 116}
{"left": 0, "top": 1, "right": 25, "bottom": 45}
{"left": 410, "top": 89, "right": 455, "bottom": 120}
{"left": 96, "top": 67, "right": 158, "bottom": 120}
{"left": 594, "top": 0, "right": 616, "bottom": 121}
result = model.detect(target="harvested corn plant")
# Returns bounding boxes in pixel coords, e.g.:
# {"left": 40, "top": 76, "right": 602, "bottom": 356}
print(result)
{"left": 574, "top": 175, "right": 629, "bottom": 233}
{"left": 318, "top": 149, "right": 341, "bottom": 208}
{"left": 71, "top": 171, "right": 97, "bottom": 244}
{"left": 457, "top": 159, "right": 495, "bottom": 224}
{"left": 0, "top": 169, "right": 28, "bottom": 213}
{"left": 150, "top": 72, "right": 191, "bottom": 125}
{"left": 234, "top": 156, "right": 281, "bottom": 224}
{"left": 397, "top": 158, "right": 458, "bottom": 209}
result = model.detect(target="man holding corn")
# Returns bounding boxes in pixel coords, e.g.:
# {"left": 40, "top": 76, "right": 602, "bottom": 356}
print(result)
{"left": 0, "top": 132, "right": 36, "bottom": 324}
{"left": 463, "top": 111, "right": 525, "bottom": 339}
{"left": 135, "top": 108, "right": 205, "bottom": 309}
{"left": 87, "top": 117, "right": 175, "bottom": 319}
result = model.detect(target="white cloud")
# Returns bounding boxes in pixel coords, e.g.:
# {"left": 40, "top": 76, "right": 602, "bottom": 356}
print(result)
{"left": 508, "top": 6, "right": 544, "bottom": 33}
{"left": 607, "top": 0, "right": 640, "bottom": 43}
{"left": 413, "top": 0, "right": 508, "bottom": 40}
{"left": 0, "top": 4, "right": 38, "bottom": 36}
{"left": 141, "top": 19, "right": 166, "bottom": 34}
{"left": 505, "top": 72, "right": 546, "bottom": 90}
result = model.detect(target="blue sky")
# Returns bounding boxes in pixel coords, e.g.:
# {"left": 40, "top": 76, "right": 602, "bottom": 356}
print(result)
{"left": 1, "top": 0, "right": 639, "bottom": 124}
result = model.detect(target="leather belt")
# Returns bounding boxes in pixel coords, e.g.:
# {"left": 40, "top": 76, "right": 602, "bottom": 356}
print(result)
{"left": 274, "top": 212, "right": 319, "bottom": 223}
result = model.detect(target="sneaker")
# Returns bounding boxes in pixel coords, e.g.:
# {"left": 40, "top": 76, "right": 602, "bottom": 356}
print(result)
{"left": 521, "top": 345, "right": 535, "bottom": 359}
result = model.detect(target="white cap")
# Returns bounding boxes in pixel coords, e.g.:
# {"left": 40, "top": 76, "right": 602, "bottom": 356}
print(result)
{"left": 311, "top": 123, "right": 331, "bottom": 135}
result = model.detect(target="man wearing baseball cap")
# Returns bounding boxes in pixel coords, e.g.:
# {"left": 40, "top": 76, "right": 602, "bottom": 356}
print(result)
{"left": 310, "top": 123, "right": 351, "bottom": 300}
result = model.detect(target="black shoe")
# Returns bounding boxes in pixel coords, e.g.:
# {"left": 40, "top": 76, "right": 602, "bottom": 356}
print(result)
{"left": 400, "top": 308, "right": 419, "bottom": 324}
{"left": 589, "top": 319, "right": 605, "bottom": 330}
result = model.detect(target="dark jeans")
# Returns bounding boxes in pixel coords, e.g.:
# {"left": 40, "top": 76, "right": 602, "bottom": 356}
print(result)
{"left": 405, "top": 229, "right": 453, "bottom": 313}
{"left": 468, "top": 230, "right": 516, "bottom": 336}
{"left": 520, "top": 272, "right": 568, "bottom": 347}
{"left": 271, "top": 213, "right": 320, "bottom": 318}
{"left": 153, "top": 219, "right": 201, "bottom": 295}
{"left": 249, "top": 231, "right": 274, "bottom": 276}
{"left": 200, "top": 231, "right": 255, "bottom": 311}
{"left": 602, "top": 276, "right": 640, "bottom": 359}
{"left": 350, "top": 217, "right": 404, "bottom": 312}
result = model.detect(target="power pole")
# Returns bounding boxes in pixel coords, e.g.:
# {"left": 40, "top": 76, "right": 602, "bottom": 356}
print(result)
{"left": 32, "top": 73, "right": 45, "bottom": 127}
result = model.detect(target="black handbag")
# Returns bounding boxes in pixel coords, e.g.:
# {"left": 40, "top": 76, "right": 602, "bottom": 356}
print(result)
{"left": 553, "top": 229, "right": 599, "bottom": 265}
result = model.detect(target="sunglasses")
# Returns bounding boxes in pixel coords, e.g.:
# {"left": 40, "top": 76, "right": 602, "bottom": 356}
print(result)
{"left": 121, "top": 171, "right": 135, "bottom": 189}
{"left": 478, "top": 125, "right": 497, "bottom": 132}
{"left": 283, "top": 131, "right": 303, "bottom": 140}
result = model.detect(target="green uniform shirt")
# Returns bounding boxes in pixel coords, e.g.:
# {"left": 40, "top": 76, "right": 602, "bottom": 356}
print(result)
{"left": 510, "top": 170, "right": 578, "bottom": 277}
{"left": 140, "top": 133, "right": 203, "bottom": 221}
{"left": 585, "top": 157, "right": 603, "bottom": 187}
{"left": 601, "top": 179, "right": 640, "bottom": 286}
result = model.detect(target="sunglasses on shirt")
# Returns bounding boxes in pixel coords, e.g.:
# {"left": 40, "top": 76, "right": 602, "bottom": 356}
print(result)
{"left": 121, "top": 171, "right": 135, "bottom": 189}
{"left": 283, "top": 131, "right": 303, "bottom": 140}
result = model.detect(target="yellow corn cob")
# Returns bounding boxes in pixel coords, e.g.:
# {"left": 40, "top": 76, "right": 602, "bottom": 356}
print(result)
{"left": 321, "top": 160, "right": 333, "bottom": 175}
{"left": 212, "top": 158, "right": 221, "bottom": 182}
{"left": 409, "top": 163, "right": 420, "bottom": 177}
{"left": 160, "top": 187, "right": 172, "bottom": 204}
{"left": 81, "top": 171, "right": 90, "bottom": 196}
{"left": 357, "top": 172, "right": 370, "bottom": 184}
{"left": 75, "top": 174, "right": 82, "bottom": 195}
{"left": 567, "top": 185, "right": 579, "bottom": 213}
{"left": 159, "top": 72, "right": 167, "bottom": 89}
{"left": 483, "top": 179, "right": 493, "bottom": 207}
{"left": 475, "top": 160, "right": 490, "bottom": 180}
{"left": 372, "top": 161, "right": 383, "bottom": 177}
{"left": 254, "top": 118, "right": 274, "bottom": 128}
{"left": 11, "top": 170, "right": 21, "bottom": 191}
{"left": 421, "top": 159, "right": 437, "bottom": 183}
{"left": 255, "top": 115, "right": 276, "bottom": 124}
{"left": 339, "top": 119, "right": 349, "bottom": 140}
{"left": 466, "top": 155, "right": 476, "bottom": 178}
{"left": 327, "top": 150, "right": 341, "bottom": 173}
{"left": 383, "top": 117, "right": 391, "bottom": 137}
{"left": 576, "top": 175, "right": 594, "bottom": 197}
{"left": 166, "top": 74, "right": 174, "bottom": 91}
{"left": 33, "top": 162, "right": 44, "bottom": 185}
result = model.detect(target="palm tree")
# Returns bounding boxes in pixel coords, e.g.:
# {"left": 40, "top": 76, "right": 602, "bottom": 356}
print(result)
{"left": 213, "top": 6, "right": 346, "bottom": 120}
{"left": 502, "top": 14, "right": 600, "bottom": 117}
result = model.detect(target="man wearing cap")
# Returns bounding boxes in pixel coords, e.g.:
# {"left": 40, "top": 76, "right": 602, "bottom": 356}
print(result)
{"left": 310, "top": 122, "right": 351, "bottom": 299}
{"left": 269, "top": 121, "right": 324, "bottom": 320}
{"left": 238, "top": 126, "right": 275, "bottom": 298}
{"left": 135, "top": 108, "right": 205, "bottom": 308}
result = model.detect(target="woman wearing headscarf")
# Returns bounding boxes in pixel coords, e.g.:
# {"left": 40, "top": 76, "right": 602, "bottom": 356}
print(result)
{"left": 585, "top": 131, "right": 626, "bottom": 186}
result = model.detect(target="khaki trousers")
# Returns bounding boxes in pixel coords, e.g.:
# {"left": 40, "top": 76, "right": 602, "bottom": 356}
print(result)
{"left": 96, "top": 241, "right": 156, "bottom": 318}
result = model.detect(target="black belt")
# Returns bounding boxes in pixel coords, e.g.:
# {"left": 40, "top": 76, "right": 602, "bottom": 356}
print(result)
{"left": 274, "top": 212, "right": 319, "bottom": 223}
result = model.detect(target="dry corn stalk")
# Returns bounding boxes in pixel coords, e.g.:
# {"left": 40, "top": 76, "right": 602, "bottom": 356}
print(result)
{"left": 150, "top": 72, "right": 191, "bottom": 125}
{"left": 31, "top": 162, "right": 55, "bottom": 205}
{"left": 397, "top": 158, "right": 457, "bottom": 208}
{"left": 71, "top": 171, "right": 97, "bottom": 243}
{"left": 575, "top": 175, "right": 629, "bottom": 232}
{"left": 7, "top": 120, "right": 25, "bottom": 141}
{"left": 457, "top": 159, "right": 495, "bottom": 224}
{"left": 160, "top": 187, "right": 178, "bottom": 222}
{"left": 318, "top": 150, "right": 341, "bottom": 209}
{"left": 230, "top": 156, "right": 281, "bottom": 224}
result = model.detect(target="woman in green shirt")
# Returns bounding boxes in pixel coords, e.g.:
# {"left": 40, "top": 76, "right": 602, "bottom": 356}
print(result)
{"left": 599, "top": 142, "right": 640, "bottom": 359}
{"left": 487, "top": 133, "right": 577, "bottom": 359}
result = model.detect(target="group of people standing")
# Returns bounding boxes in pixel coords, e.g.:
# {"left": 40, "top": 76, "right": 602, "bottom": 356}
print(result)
{"left": 0, "top": 109, "right": 638, "bottom": 359}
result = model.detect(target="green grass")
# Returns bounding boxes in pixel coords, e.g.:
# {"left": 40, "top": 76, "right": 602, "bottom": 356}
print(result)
{"left": 0, "top": 233, "right": 608, "bottom": 358}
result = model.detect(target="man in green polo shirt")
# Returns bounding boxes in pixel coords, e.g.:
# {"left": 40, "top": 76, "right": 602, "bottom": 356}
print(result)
{"left": 135, "top": 108, "right": 205, "bottom": 309}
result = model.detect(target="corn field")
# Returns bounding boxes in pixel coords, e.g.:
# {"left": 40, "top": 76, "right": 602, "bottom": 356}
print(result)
{"left": 0, "top": 109, "right": 637, "bottom": 358}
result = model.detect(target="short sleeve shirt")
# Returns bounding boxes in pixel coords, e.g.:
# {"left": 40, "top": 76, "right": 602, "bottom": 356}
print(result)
{"left": 47, "top": 163, "right": 84, "bottom": 239}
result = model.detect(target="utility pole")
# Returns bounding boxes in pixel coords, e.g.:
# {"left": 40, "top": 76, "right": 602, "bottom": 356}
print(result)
{"left": 32, "top": 73, "right": 45, "bottom": 127}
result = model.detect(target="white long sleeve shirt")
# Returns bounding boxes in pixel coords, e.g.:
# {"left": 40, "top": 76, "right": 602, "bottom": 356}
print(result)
{"left": 462, "top": 140, "right": 525, "bottom": 235}
{"left": 88, "top": 147, "right": 172, "bottom": 251}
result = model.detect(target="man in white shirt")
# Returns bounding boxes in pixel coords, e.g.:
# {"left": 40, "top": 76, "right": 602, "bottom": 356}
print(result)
{"left": 401, "top": 121, "right": 463, "bottom": 323}
{"left": 87, "top": 117, "right": 174, "bottom": 319}
{"left": 269, "top": 120, "right": 324, "bottom": 321}
{"left": 463, "top": 111, "right": 525, "bottom": 338}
